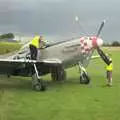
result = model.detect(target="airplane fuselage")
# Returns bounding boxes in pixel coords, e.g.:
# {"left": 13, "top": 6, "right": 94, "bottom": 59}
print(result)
{"left": 40, "top": 38, "right": 87, "bottom": 68}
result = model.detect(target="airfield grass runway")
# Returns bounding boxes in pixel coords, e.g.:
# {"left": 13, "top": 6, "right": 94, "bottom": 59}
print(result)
{"left": 0, "top": 47, "right": 120, "bottom": 120}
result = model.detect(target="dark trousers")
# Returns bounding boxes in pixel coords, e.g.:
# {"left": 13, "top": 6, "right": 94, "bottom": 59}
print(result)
{"left": 106, "top": 70, "right": 112, "bottom": 80}
{"left": 29, "top": 44, "right": 37, "bottom": 60}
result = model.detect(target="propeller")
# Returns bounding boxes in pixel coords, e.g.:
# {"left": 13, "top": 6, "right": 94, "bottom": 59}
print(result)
{"left": 74, "top": 18, "right": 111, "bottom": 65}
{"left": 96, "top": 20, "right": 111, "bottom": 65}
{"left": 96, "top": 20, "right": 106, "bottom": 37}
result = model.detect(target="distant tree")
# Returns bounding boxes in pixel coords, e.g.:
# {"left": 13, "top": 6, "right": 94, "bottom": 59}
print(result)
{"left": 103, "top": 43, "right": 110, "bottom": 46}
{"left": 0, "top": 33, "right": 14, "bottom": 39}
{"left": 103, "top": 42, "right": 112, "bottom": 46}
{"left": 112, "top": 41, "right": 120, "bottom": 46}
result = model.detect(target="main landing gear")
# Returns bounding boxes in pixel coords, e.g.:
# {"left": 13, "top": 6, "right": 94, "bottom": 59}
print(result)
{"left": 51, "top": 66, "right": 66, "bottom": 82}
{"left": 32, "top": 63, "right": 46, "bottom": 91}
{"left": 78, "top": 62, "right": 90, "bottom": 84}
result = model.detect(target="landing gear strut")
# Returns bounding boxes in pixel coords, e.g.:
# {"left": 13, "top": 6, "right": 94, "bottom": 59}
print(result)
{"left": 32, "top": 63, "right": 46, "bottom": 91}
{"left": 78, "top": 62, "right": 90, "bottom": 84}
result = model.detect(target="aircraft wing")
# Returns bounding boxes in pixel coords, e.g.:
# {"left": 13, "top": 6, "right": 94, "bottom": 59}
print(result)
{"left": 0, "top": 59, "right": 35, "bottom": 74}
{"left": 0, "top": 58, "right": 62, "bottom": 75}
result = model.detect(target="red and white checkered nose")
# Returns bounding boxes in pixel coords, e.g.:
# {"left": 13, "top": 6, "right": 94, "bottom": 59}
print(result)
{"left": 80, "top": 36, "right": 103, "bottom": 54}
{"left": 80, "top": 37, "right": 92, "bottom": 54}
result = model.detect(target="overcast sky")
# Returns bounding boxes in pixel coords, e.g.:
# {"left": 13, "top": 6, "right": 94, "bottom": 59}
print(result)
{"left": 0, "top": 0, "right": 120, "bottom": 41}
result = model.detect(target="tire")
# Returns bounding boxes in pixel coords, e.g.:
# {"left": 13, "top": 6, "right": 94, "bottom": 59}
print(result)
{"left": 80, "top": 76, "right": 85, "bottom": 84}
{"left": 34, "top": 80, "right": 46, "bottom": 91}
{"left": 39, "top": 80, "right": 46, "bottom": 91}
{"left": 51, "top": 72, "right": 57, "bottom": 81}
{"left": 51, "top": 68, "right": 66, "bottom": 81}
{"left": 80, "top": 72, "right": 90, "bottom": 84}
{"left": 62, "top": 70, "right": 66, "bottom": 80}
{"left": 32, "top": 73, "right": 46, "bottom": 91}
{"left": 84, "top": 75, "right": 90, "bottom": 84}
{"left": 7, "top": 74, "right": 11, "bottom": 78}
{"left": 34, "top": 84, "right": 41, "bottom": 91}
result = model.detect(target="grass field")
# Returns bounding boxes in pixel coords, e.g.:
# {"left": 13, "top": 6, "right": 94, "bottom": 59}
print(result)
{"left": 0, "top": 47, "right": 120, "bottom": 120}
{"left": 0, "top": 42, "right": 21, "bottom": 54}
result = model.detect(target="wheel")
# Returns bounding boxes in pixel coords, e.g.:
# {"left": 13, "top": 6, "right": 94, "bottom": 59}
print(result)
{"left": 51, "top": 71, "right": 57, "bottom": 81}
{"left": 62, "top": 70, "right": 66, "bottom": 80}
{"left": 84, "top": 75, "right": 90, "bottom": 84}
{"left": 80, "top": 72, "right": 90, "bottom": 84}
{"left": 32, "top": 73, "right": 46, "bottom": 91}
{"left": 39, "top": 80, "right": 46, "bottom": 91}
{"left": 7, "top": 73, "right": 11, "bottom": 78}
{"left": 33, "top": 80, "right": 46, "bottom": 91}
{"left": 80, "top": 76, "right": 85, "bottom": 84}
{"left": 51, "top": 68, "right": 66, "bottom": 81}
{"left": 34, "top": 84, "right": 41, "bottom": 91}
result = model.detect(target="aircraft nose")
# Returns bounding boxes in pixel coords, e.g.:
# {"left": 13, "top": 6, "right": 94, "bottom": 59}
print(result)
{"left": 92, "top": 37, "right": 103, "bottom": 48}
{"left": 97, "top": 38, "right": 103, "bottom": 47}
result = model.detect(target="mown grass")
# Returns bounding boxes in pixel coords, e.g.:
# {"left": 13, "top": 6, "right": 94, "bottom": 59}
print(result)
{"left": 0, "top": 42, "right": 21, "bottom": 54}
{"left": 0, "top": 47, "right": 120, "bottom": 120}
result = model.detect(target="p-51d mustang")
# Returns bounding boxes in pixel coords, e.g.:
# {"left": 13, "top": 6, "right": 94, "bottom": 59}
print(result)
{"left": 0, "top": 21, "right": 111, "bottom": 91}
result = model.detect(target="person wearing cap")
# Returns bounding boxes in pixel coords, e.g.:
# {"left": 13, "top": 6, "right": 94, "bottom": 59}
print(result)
{"left": 106, "top": 54, "right": 113, "bottom": 86}
{"left": 29, "top": 36, "right": 46, "bottom": 60}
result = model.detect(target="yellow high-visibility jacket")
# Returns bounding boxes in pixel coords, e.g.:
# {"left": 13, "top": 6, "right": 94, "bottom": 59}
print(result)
{"left": 106, "top": 63, "right": 113, "bottom": 71}
{"left": 30, "top": 36, "right": 40, "bottom": 48}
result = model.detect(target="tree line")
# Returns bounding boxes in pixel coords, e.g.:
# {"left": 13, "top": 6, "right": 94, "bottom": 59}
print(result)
{"left": 0, "top": 33, "right": 14, "bottom": 39}
{"left": 104, "top": 41, "right": 120, "bottom": 46}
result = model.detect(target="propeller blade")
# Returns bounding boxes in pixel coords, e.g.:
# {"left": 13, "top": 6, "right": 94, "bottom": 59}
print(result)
{"left": 97, "top": 48, "right": 111, "bottom": 65}
{"left": 96, "top": 20, "right": 106, "bottom": 37}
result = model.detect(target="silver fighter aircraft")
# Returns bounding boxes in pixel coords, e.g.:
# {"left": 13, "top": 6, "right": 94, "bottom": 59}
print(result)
{"left": 0, "top": 21, "right": 111, "bottom": 91}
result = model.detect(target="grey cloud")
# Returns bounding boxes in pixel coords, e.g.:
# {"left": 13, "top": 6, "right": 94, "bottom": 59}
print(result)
{"left": 0, "top": 0, "right": 120, "bottom": 41}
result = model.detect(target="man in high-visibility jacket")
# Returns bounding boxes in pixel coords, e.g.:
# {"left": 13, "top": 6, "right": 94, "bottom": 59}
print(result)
{"left": 29, "top": 36, "right": 46, "bottom": 60}
{"left": 106, "top": 56, "right": 113, "bottom": 86}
